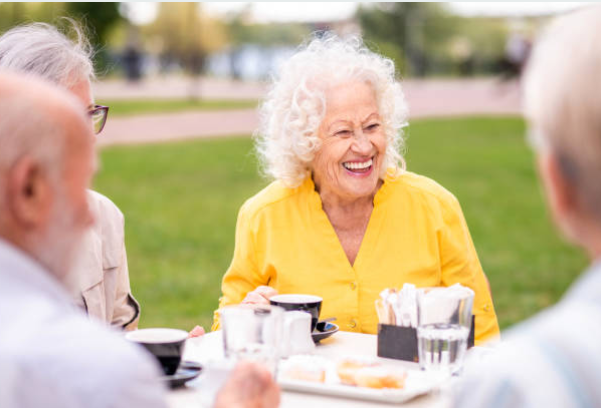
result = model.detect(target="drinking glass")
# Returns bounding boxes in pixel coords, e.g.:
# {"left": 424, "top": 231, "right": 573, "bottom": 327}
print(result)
{"left": 219, "top": 304, "right": 285, "bottom": 375}
{"left": 416, "top": 286, "right": 474, "bottom": 375}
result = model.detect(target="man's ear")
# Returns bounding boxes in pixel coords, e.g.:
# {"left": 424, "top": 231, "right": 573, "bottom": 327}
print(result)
{"left": 6, "top": 157, "right": 53, "bottom": 229}
{"left": 538, "top": 152, "right": 580, "bottom": 236}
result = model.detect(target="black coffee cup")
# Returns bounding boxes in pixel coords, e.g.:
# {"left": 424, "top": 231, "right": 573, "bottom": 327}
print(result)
{"left": 269, "top": 294, "right": 323, "bottom": 332}
{"left": 125, "top": 328, "right": 188, "bottom": 375}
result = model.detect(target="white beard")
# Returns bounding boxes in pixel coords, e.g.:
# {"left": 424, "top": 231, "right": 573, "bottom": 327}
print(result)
{"left": 30, "top": 192, "right": 88, "bottom": 289}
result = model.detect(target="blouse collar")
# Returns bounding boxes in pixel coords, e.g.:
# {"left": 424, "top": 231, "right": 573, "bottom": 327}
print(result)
{"left": 302, "top": 167, "right": 399, "bottom": 209}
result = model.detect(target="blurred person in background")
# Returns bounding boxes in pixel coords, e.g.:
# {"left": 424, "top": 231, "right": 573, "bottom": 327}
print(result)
{"left": 455, "top": 6, "right": 601, "bottom": 407}
{"left": 213, "top": 35, "right": 500, "bottom": 345}
{"left": 0, "top": 71, "right": 280, "bottom": 408}
{"left": 500, "top": 32, "right": 531, "bottom": 83}
{"left": 0, "top": 21, "right": 140, "bottom": 330}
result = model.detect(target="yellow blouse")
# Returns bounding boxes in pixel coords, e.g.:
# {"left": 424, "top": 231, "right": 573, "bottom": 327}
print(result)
{"left": 213, "top": 171, "right": 500, "bottom": 344}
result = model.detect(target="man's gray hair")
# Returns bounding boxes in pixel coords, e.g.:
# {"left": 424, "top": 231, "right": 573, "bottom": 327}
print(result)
{"left": 524, "top": 5, "right": 601, "bottom": 222}
{"left": 0, "top": 73, "right": 83, "bottom": 205}
{"left": 0, "top": 20, "right": 94, "bottom": 88}
{"left": 0, "top": 97, "right": 63, "bottom": 178}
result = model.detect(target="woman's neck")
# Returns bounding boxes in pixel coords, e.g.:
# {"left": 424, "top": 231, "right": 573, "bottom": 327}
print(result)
{"left": 321, "top": 192, "right": 373, "bottom": 214}
{"left": 315, "top": 179, "right": 383, "bottom": 228}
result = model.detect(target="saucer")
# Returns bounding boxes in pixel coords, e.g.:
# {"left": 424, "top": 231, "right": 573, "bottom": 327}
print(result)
{"left": 162, "top": 360, "right": 203, "bottom": 388}
{"left": 312, "top": 323, "right": 339, "bottom": 343}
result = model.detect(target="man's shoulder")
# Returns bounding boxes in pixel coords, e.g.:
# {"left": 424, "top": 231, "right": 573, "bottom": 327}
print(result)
{"left": 505, "top": 297, "right": 601, "bottom": 350}
{"left": 23, "top": 313, "right": 157, "bottom": 372}
{"left": 8, "top": 314, "right": 166, "bottom": 408}
{"left": 88, "top": 190, "right": 124, "bottom": 223}
{"left": 456, "top": 299, "right": 601, "bottom": 408}
{"left": 87, "top": 190, "right": 125, "bottom": 266}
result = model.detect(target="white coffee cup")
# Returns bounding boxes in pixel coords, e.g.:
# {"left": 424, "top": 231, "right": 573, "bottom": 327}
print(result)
{"left": 280, "top": 311, "right": 315, "bottom": 357}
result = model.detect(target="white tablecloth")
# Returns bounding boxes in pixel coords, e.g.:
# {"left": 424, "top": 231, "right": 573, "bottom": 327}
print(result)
{"left": 167, "top": 331, "right": 452, "bottom": 408}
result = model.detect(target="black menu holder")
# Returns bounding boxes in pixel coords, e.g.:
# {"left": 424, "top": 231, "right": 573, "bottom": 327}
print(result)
{"left": 377, "top": 315, "right": 475, "bottom": 362}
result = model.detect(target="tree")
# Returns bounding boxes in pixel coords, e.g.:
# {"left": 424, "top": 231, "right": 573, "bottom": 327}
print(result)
{"left": 0, "top": 3, "right": 66, "bottom": 33}
{"left": 144, "top": 3, "right": 226, "bottom": 75}
{"left": 358, "top": 3, "right": 460, "bottom": 77}
{"left": 358, "top": 3, "right": 513, "bottom": 77}
{"left": 0, "top": 3, "right": 121, "bottom": 75}
{"left": 64, "top": 2, "right": 122, "bottom": 46}
{"left": 142, "top": 3, "right": 227, "bottom": 98}
{"left": 223, "top": 6, "right": 310, "bottom": 80}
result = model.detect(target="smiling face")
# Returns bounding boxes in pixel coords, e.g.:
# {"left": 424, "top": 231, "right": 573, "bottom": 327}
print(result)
{"left": 311, "top": 80, "right": 387, "bottom": 204}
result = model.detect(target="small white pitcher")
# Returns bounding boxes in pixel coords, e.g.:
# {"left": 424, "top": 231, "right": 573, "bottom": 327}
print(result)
{"left": 280, "top": 311, "right": 315, "bottom": 357}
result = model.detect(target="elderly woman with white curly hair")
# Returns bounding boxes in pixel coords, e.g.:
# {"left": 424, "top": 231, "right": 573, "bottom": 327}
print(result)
{"left": 0, "top": 22, "right": 140, "bottom": 330}
{"left": 213, "top": 35, "right": 499, "bottom": 344}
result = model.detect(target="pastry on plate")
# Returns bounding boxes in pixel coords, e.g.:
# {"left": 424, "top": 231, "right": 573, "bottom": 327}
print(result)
{"left": 354, "top": 367, "right": 407, "bottom": 389}
{"left": 279, "top": 355, "right": 328, "bottom": 383}
{"left": 336, "top": 357, "right": 406, "bottom": 389}
{"left": 336, "top": 357, "right": 379, "bottom": 385}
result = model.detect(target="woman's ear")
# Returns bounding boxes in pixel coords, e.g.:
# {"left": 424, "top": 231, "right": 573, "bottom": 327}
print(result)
{"left": 6, "top": 157, "right": 53, "bottom": 229}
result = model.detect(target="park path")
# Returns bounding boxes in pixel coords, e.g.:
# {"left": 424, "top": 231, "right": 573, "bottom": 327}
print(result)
{"left": 95, "top": 77, "right": 521, "bottom": 147}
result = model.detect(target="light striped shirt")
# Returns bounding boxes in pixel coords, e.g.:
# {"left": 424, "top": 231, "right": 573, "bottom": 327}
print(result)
{"left": 454, "top": 260, "right": 601, "bottom": 408}
{"left": 0, "top": 239, "right": 167, "bottom": 408}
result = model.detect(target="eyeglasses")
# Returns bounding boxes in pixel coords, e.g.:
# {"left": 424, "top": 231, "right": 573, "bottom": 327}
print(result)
{"left": 88, "top": 105, "right": 109, "bottom": 135}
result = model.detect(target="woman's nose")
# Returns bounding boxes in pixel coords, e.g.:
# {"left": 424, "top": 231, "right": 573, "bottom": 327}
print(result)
{"left": 352, "top": 130, "right": 373, "bottom": 154}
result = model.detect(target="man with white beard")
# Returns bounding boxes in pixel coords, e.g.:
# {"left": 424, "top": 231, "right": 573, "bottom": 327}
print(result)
{"left": 0, "top": 72, "right": 280, "bottom": 408}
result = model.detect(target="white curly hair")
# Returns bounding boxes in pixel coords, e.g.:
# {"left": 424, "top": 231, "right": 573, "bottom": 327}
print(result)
{"left": 255, "top": 34, "right": 409, "bottom": 188}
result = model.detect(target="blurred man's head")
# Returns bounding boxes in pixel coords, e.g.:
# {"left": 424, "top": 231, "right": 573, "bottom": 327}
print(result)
{"left": 524, "top": 6, "right": 601, "bottom": 258}
{"left": 0, "top": 72, "right": 96, "bottom": 282}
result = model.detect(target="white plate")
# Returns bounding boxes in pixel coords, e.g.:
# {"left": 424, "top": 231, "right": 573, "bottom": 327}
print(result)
{"left": 279, "top": 370, "right": 446, "bottom": 404}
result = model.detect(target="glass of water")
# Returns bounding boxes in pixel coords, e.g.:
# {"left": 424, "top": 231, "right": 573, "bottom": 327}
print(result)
{"left": 416, "top": 286, "right": 474, "bottom": 375}
{"left": 219, "top": 304, "right": 285, "bottom": 375}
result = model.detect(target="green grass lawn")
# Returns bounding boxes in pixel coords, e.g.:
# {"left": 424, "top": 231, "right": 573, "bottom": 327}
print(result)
{"left": 93, "top": 116, "right": 587, "bottom": 332}
{"left": 97, "top": 98, "right": 258, "bottom": 117}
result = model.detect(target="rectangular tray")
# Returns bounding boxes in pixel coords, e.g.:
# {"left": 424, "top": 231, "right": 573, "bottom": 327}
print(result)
{"left": 279, "top": 370, "right": 446, "bottom": 404}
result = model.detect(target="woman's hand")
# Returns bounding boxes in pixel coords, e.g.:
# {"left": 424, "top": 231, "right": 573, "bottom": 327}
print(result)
{"left": 188, "top": 325, "right": 205, "bottom": 338}
{"left": 242, "top": 286, "right": 278, "bottom": 305}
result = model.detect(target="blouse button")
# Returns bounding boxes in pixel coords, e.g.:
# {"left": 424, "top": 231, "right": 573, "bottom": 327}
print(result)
{"left": 483, "top": 304, "right": 491, "bottom": 312}
{"left": 349, "top": 319, "right": 357, "bottom": 329}
{"left": 350, "top": 282, "right": 357, "bottom": 290}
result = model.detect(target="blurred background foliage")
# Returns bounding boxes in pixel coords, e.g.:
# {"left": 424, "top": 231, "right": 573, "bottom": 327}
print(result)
{"left": 358, "top": 3, "right": 510, "bottom": 76}
{"left": 0, "top": 2, "right": 542, "bottom": 81}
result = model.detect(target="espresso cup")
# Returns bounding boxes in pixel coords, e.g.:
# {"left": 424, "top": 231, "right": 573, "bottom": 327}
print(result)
{"left": 125, "top": 328, "right": 188, "bottom": 375}
{"left": 269, "top": 294, "right": 322, "bottom": 332}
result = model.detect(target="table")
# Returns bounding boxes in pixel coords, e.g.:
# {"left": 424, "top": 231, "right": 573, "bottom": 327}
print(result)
{"left": 167, "top": 331, "right": 452, "bottom": 408}
{"left": 167, "top": 331, "right": 452, "bottom": 407}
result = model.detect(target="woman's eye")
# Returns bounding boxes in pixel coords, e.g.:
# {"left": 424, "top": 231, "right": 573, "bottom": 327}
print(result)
{"left": 365, "top": 124, "right": 380, "bottom": 132}
{"left": 335, "top": 130, "right": 351, "bottom": 137}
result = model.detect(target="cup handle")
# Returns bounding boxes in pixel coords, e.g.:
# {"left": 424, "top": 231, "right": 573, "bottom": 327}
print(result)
{"left": 281, "top": 314, "right": 294, "bottom": 357}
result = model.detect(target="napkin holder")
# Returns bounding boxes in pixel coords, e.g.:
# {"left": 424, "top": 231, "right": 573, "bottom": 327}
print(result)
{"left": 377, "top": 315, "right": 475, "bottom": 362}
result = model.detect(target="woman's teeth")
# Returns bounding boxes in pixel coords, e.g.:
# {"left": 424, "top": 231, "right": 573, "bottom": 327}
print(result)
{"left": 343, "top": 158, "right": 373, "bottom": 171}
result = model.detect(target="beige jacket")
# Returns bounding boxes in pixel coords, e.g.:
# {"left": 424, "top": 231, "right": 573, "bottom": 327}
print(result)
{"left": 72, "top": 191, "right": 140, "bottom": 330}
